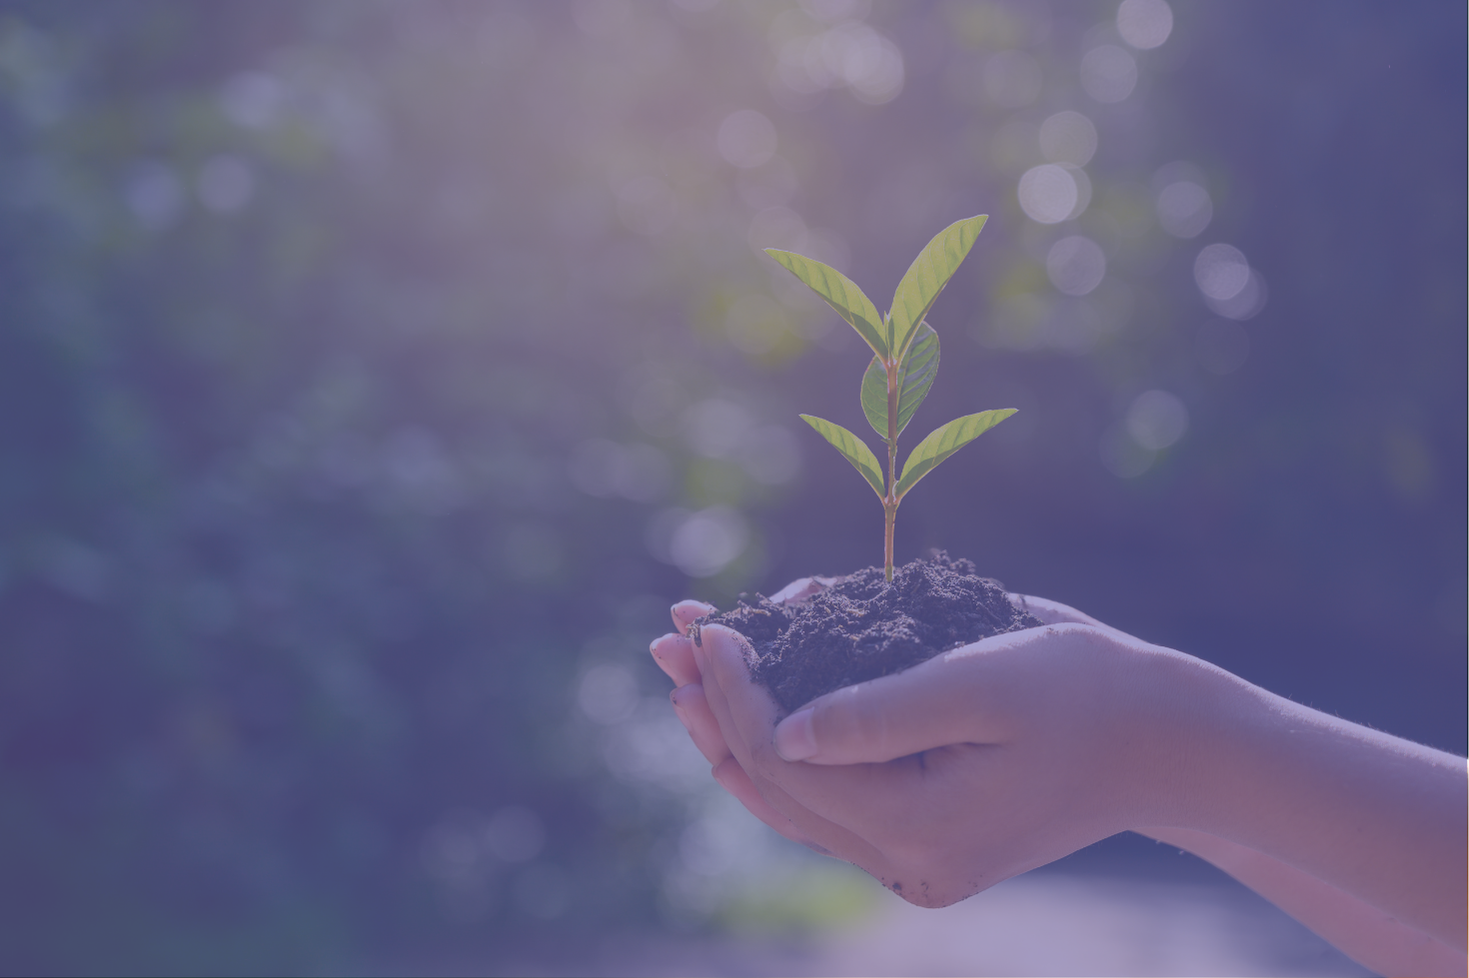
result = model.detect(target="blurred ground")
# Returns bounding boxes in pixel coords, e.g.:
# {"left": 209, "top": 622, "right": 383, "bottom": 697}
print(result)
{"left": 483, "top": 863, "right": 1371, "bottom": 978}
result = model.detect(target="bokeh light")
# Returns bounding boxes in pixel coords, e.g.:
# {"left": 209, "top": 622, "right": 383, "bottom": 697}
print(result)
{"left": 1039, "top": 110, "right": 1098, "bottom": 167}
{"left": 769, "top": 13, "right": 903, "bottom": 106}
{"left": 1100, "top": 390, "right": 1188, "bottom": 478}
{"left": 1080, "top": 44, "right": 1138, "bottom": 103}
{"left": 1155, "top": 181, "right": 1212, "bottom": 238}
{"left": 1194, "top": 244, "right": 1268, "bottom": 320}
{"left": 1125, "top": 390, "right": 1189, "bottom": 451}
{"left": 1019, "top": 163, "right": 1080, "bottom": 224}
{"left": 1117, "top": 0, "right": 1175, "bottom": 50}
{"left": 1193, "top": 243, "right": 1251, "bottom": 301}
{"left": 1046, "top": 236, "right": 1107, "bottom": 296}
{"left": 661, "top": 506, "right": 751, "bottom": 578}
{"left": 1210, "top": 270, "right": 1268, "bottom": 321}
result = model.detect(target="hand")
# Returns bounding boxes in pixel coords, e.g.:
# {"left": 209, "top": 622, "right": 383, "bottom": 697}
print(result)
{"left": 650, "top": 583, "right": 844, "bottom": 854}
{"left": 651, "top": 586, "right": 1195, "bottom": 905}
{"left": 652, "top": 587, "right": 1467, "bottom": 967}
{"left": 698, "top": 617, "right": 1204, "bottom": 906}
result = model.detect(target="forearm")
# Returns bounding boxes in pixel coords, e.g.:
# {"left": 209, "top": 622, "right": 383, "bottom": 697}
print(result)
{"left": 1153, "top": 659, "right": 1468, "bottom": 951}
{"left": 1138, "top": 826, "right": 1467, "bottom": 977}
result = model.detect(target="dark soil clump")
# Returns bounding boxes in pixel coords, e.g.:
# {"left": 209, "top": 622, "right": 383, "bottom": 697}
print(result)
{"left": 696, "top": 552, "right": 1044, "bottom": 715}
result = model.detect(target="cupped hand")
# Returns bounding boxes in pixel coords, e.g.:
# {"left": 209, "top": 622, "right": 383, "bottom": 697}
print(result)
{"left": 654, "top": 589, "right": 1469, "bottom": 975}
{"left": 650, "top": 586, "right": 842, "bottom": 852}
{"left": 650, "top": 579, "right": 838, "bottom": 759}
{"left": 697, "top": 616, "right": 1208, "bottom": 906}
{"left": 651, "top": 587, "right": 1196, "bottom": 904}
{"left": 650, "top": 587, "right": 1124, "bottom": 771}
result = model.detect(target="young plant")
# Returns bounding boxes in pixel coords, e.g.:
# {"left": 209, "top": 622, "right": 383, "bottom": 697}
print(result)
{"left": 766, "top": 214, "right": 1014, "bottom": 582}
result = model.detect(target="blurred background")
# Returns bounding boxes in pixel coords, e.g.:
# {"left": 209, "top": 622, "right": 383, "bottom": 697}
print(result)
{"left": 0, "top": 1, "right": 1462, "bottom": 974}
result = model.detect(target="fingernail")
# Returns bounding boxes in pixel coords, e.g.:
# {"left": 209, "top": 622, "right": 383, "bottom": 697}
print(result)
{"left": 774, "top": 707, "right": 817, "bottom": 761}
{"left": 669, "top": 686, "right": 694, "bottom": 730}
{"left": 710, "top": 756, "right": 738, "bottom": 790}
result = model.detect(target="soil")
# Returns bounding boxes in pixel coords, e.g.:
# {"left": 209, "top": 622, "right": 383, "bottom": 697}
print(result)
{"left": 694, "top": 552, "right": 1044, "bottom": 715}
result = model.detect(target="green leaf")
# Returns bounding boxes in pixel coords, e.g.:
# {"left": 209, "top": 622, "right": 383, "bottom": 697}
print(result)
{"left": 888, "top": 214, "right": 988, "bottom": 361}
{"left": 894, "top": 408, "right": 1015, "bottom": 501}
{"left": 765, "top": 249, "right": 888, "bottom": 359}
{"left": 860, "top": 322, "right": 940, "bottom": 439}
{"left": 799, "top": 414, "right": 886, "bottom": 498}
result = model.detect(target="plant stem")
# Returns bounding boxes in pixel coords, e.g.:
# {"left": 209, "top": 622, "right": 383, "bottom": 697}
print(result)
{"left": 883, "top": 499, "right": 896, "bottom": 582}
{"left": 884, "top": 358, "right": 900, "bottom": 581}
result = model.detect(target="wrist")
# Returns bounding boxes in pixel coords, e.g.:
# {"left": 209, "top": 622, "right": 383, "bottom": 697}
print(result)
{"left": 1126, "top": 645, "right": 1467, "bottom": 949}
{"left": 1108, "top": 639, "right": 1268, "bottom": 833}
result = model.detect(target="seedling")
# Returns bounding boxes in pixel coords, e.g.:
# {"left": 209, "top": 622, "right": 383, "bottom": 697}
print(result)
{"left": 766, "top": 214, "right": 1014, "bottom": 581}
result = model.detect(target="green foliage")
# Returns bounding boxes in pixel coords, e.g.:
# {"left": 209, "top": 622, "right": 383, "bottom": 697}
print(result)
{"left": 769, "top": 215, "right": 1011, "bottom": 578}
{"left": 888, "top": 215, "right": 988, "bottom": 360}
{"left": 895, "top": 409, "right": 1016, "bottom": 501}
{"left": 764, "top": 249, "right": 888, "bottom": 358}
{"left": 861, "top": 322, "right": 938, "bottom": 439}
{"left": 798, "top": 414, "right": 886, "bottom": 499}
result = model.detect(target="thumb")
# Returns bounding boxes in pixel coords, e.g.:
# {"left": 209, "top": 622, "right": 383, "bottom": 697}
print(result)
{"left": 771, "top": 630, "right": 1031, "bottom": 765}
{"left": 768, "top": 623, "right": 1109, "bottom": 765}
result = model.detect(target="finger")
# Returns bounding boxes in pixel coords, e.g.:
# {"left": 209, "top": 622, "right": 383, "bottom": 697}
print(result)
{"left": 698, "top": 652, "right": 892, "bottom": 868}
{"left": 667, "top": 654, "right": 840, "bottom": 854}
{"left": 695, "top": 627, "right": 886, "bottom": 807}
{"left": 650, "top": 633, "right": 701, "bottom": 686}
{"left": 710, "top": 756, "right": 814, "bottom": 846}
{"left": 690, "top": 625, "right": 769, "bottom": 754}
{"left": 670, "top": 683, "right": 731, "bottom": 764}
{"left": 672, "top": 600, "right": 715, "bottom": 636}
{"left": 696, "top": 625, "right": 918, "bottom": 873}
{"left": 768, "top": 576, "right": 836, "bottom": 605}
{"left": 772, "top": 624, "right": 1105, "bottom": 765}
